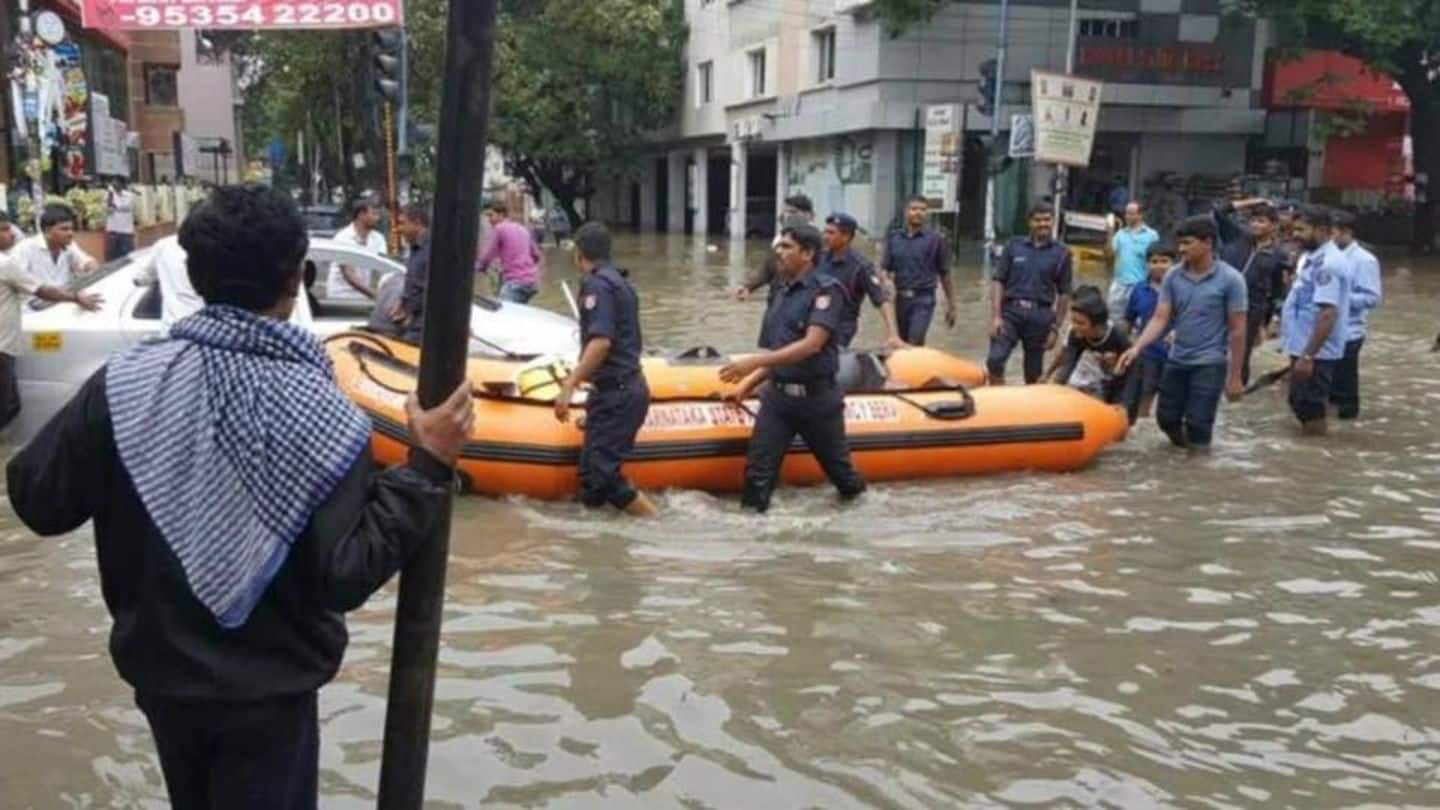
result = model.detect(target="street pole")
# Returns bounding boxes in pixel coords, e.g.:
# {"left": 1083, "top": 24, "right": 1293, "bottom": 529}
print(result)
{"left": 982, "top": 0, "right": 1010, "bottom": 277}
{"left": 382, "top": 101, "right": 399, "bottom": 255}
{"left": 15, "top": 0, "right": 44, "bottom": 229}
{"left": 1054, "top": 0, "right": 1078, "bottom": 240}
{"left": 375, "top": 1, "right": 497, "bottom": 808}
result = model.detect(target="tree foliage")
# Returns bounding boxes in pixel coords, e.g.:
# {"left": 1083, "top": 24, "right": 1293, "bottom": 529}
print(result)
{"left": 234, "top": 0, "right": 686, "bottom": 225}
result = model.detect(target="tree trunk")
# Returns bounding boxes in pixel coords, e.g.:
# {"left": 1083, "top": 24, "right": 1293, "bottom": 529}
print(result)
{"left": 1396, "top": 62, "right": 1440, "bottom": 254}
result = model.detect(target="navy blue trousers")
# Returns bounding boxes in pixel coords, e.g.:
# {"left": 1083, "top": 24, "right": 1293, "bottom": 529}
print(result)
{"left": 580, "top": 378, "right": 650, "bottom": 509}
{"left": 741, "top": 384, "right": 866, "bottom": 513}
{"left": 137, "top": 690, "right": 319, "bottom": 810}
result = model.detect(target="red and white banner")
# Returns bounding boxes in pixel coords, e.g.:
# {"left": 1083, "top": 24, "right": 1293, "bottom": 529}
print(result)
{"left": 81, "top": 1, "right": 403, "bottom": 30}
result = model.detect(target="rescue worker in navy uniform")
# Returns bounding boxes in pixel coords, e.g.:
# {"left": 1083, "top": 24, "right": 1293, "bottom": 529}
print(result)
{"left": 720, "top": 223, "right": 867, "bottom": 513}
{"left": 819, "top": 212, "right": 906, "bottom": 349}
{"left": 555, "top": 223, "right": 659, "bottom": 517}
{"left": 882, "top": 196, "right": 958, "bottom": 346}
{"left": 987, "top": 203, "right": 1074, "bottom": 384}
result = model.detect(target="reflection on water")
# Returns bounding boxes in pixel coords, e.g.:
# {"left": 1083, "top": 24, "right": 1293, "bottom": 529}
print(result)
{"left": 4, "top": 234, "right": 1440, "bottom": 807}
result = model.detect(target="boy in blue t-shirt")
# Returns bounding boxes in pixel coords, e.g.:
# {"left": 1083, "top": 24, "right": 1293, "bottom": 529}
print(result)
{"left": 1122, "top": 243, "right": 1176, "bottom": 423}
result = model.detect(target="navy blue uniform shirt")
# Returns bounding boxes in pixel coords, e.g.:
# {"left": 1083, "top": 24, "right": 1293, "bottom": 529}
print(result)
{"left": 994, "top": 238, "right": 1073, "bottom": 304}
{"left": 818, "top": 248, "right": 885, "bottom": 345}
{"left": 579, "top": 264, "right": 644, "bottom": 384}
{"left": 883, "top": 229, "right": 948, "bottom": 290}
{"left": 761, "top": 269, "right": 844, "bottom": 384}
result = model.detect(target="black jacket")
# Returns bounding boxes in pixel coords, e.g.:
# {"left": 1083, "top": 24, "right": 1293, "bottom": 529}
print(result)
{"left": 5, "top": 370, "right": 451, "bottom": 702}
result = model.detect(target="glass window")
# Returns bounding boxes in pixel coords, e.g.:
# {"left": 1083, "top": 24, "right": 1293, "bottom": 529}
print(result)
{"left": 144, "top": 64, "right": 180, "bottom": 106}
{"left": 814, "top": 28, "right": 836, "bottom": 84}
{"left": 698, "top": 61, "right": 713, "bottom": 105}
{"left": 748, "top": 48, "right": 766, "bottom": 98}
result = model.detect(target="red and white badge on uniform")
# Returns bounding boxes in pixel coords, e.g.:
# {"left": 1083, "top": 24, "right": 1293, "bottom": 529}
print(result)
{"left": 583, "top": 294, "right": 597, "bottom": 310}
{"left": 815, "top": 294, "right": 832, "bottom": 311}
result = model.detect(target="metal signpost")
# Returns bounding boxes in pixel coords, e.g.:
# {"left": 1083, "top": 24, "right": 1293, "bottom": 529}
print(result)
{"left": 82, "top": 3, "right": 495, "bottom": 808}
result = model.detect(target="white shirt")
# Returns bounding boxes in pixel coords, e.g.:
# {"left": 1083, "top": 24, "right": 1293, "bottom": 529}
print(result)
{"left": 10, "top": 234, "right": 96, "bottom": 288}
{"left": 325, "top": 223, "right": 388, "bottom": 300}
{"left": 0, "top": 255, "right": 41, "bottom": 356}
{"left": 106, "top": 189, "right": 136, "bottom": 235}
{"left": 135, "top": 236, "right": 203, "bottom": 329}
{"left": 136, "top": 236, "right": 314, "bottom": 331}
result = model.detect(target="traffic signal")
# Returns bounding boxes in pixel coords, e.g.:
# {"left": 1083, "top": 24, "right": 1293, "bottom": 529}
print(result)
{"left": 372, "top": 29, "right": 403, "bottom": 105}
{"left": 977, "top": 57, "right": 998, "bottom": 117}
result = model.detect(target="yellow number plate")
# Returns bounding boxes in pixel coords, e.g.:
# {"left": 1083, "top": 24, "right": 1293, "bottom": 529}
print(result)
{"left": 31, "top": 332, "right": 62, "bottom": 353}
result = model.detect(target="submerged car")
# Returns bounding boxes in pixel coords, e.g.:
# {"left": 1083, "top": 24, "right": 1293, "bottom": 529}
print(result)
{"left": 13, "top": 238, "right": 579, "bottom": 441}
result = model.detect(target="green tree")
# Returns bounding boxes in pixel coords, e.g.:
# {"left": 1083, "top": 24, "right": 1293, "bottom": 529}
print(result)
{"left": 1242, "top": 0, "right": 1440, "bottom": 252}
{"left": 236, "top": 0, "right": 685, "bottom": 226}
{"left": 871, "top": 0, "right": 1440, "bottom": 252}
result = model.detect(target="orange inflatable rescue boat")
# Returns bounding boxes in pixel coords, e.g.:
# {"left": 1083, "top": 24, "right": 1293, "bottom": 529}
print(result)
{"left": 326, "top": 332, "right": 1128, "bottom": 499}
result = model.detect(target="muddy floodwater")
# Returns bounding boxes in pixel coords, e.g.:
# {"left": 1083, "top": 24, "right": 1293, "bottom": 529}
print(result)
{"left": 3, "top": 233, "right": 1439, "bottom": 808}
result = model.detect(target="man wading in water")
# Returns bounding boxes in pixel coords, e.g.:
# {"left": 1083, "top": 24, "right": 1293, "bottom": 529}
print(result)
{"left": 6, "top": 185, "right": 473, "bottom": 809}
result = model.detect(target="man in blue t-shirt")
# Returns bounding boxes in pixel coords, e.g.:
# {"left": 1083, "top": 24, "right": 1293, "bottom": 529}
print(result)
{"left": 1118, "top": 216, "right": 1247, "bottom": 451}
{"left": 1279, "top": 205, "right": 1352, "bottom": 436}
{"left": 1106, "top": 201, "right": 1159, "bottom": 325}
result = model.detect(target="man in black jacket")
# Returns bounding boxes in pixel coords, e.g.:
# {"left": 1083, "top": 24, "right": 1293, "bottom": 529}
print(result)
{"left": 5, "top": 185, "right": 473, "bottom": 810}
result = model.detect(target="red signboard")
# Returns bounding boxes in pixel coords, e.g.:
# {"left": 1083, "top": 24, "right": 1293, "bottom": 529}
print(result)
{"left": 1079, "top": 43, "right": 1225, "bottom": 76}
{"left": 81, "top": 0, "right": 403, "bottom": 30}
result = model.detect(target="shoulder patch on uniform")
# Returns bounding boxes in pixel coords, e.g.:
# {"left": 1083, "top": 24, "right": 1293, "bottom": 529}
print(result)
{"left": 815, "top": 294, "right": 832, "bottom": 311}
{"left": 583, "top": 293, "right": 597, "bottom": 310}
{"left": 1314, "top": 269, "right": 1332, "bottom": 287}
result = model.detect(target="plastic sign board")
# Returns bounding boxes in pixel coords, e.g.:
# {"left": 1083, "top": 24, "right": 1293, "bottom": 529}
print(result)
{"left": 81, "top": 1, "right": 403, "bottom": 30}
{"left": 921, "top": 104, "right": 961, "bottom": 212}
{"left": 1030, "top": 70, "right": 1103, "bottom": 167}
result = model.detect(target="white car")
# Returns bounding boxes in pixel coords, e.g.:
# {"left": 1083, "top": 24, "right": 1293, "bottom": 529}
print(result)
{"left": 14, "top": 237, "right": 579, "bottom": 440}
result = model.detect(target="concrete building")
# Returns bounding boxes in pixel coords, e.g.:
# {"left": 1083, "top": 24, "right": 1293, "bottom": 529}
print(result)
{"left": 176, "top": 31, "right": 244, "bottom": 185}
{"left": 613, "top": 0, "right": 1270, "bottom": 239}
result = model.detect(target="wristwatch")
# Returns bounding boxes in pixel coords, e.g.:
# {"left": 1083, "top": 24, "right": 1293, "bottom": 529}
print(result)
{"left": 1299, "top": 353, "right": 1314, "bottom": 362}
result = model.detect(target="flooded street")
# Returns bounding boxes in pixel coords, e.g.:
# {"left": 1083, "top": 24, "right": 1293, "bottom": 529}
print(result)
{"left": 4, "top": 233, "right": 1440, "bottom": 808}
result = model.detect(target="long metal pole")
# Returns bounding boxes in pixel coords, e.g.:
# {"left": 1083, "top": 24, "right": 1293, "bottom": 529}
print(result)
{"left": 382, "top": 101, "right": 399, "bottom": 255}
{"left": 1054, "top": 0, "right": 1078, "bottom": 239}
{"left": 375, "top": 2, "right": 497, "bottom": 808}
{"left": 982, "top": 0, "right": 1010, "bottom": 276}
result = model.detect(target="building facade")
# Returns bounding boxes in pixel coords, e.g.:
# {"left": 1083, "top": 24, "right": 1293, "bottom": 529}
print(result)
{"left": 616, "top": 0, "right": 1271, "bottom": 239}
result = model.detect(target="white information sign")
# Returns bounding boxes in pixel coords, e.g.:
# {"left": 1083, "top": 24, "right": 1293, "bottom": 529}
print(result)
{"left": 1030, "top": 70, "right": 1103, "bottom": 167}
{"left": 922, "top": 104, "right": 961, "bottom": 212}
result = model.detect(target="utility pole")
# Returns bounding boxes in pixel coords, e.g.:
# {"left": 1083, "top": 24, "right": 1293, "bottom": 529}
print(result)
{"left": 981, "top": 0, "right": 1010, "bottom": 277}
{"left": 1054, "top": 0, "right": 1079, "bottom": 239}
{"left": 375, "top": 1, "right": 497, "bottom": 808}
{"left": 14, "top": 0, "right": 44, "bottom": 228}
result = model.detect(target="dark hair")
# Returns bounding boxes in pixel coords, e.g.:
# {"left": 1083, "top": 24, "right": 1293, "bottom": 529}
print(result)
{"left": 180, "top": 184, "right": 308, "bottom": 312}
{"left": 487, "top": 198, "right": 509, "bottom": 216}
{"left": 1146, "top": 241, "right": 1178, "bottom": 260}
{"left": 1071, "top": 285, "right": 1109, "bottom": 325}
{"left": 574, "top": 221, "right": 612, "bottom": 262}
{"left": 781, "top": 223, "right": 824, "bottom": 260}
{"left": 783, "top": 193, "right": 814, "bottom": 214}
{"left": 0, "top": 210, "right": 10, "bottom": 225}
{"left": 1028, "top": 202, "right": 1054, "bottom": 219}
{"left": 1174, "top": 215, "right": 1217, "bottom": 243}
{"left": 1249, "top": 203, "right": 1278, "bottom": 223}
{"left": 1330, "top": 208, "right": 1357, "bottom": 230}
{"left": 40, "top": 204, "right": 77, "bottom": 231}
{"left": 397, "top": 204, "right": 430, "bottom": 226}
{"left": 1294, "top": 204, "right": 1331, "bottom": 228}
{"left": 350, "top": 196, "right": 377, "bottom": 222}
{"left": 906, "top": 195, "right": 930, "bottom": 207}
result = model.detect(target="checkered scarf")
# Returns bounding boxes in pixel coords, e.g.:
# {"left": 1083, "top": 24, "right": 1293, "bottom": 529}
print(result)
{"left": 106, "top": 305, "right": 372, "bottom": 628}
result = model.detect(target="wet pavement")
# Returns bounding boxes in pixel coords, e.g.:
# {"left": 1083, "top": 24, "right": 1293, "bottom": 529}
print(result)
{"left": 3, "top": 233, "right": 1439, "bottom": 808}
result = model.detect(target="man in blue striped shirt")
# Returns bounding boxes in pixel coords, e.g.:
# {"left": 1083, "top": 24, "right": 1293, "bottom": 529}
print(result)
{"left": 1329, "top": 211, "right": 1382, "bottom": 420}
